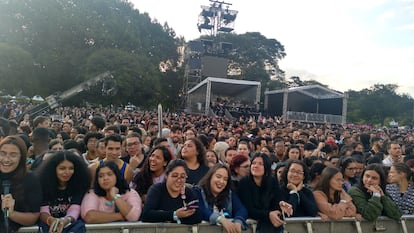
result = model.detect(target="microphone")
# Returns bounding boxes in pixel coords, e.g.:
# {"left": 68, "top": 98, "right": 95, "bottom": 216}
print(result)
{"left": 2, "top": 180, "right": 11, "bottom": 230}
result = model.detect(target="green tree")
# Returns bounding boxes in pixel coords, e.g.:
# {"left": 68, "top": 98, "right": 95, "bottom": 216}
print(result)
{"left": 0, "top": 43, "right": 37, "bottom": 95}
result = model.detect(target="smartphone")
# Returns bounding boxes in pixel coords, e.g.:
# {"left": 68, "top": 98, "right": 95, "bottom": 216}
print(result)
{"left": 185, "top": 200, "right": 199, "bottom": 210}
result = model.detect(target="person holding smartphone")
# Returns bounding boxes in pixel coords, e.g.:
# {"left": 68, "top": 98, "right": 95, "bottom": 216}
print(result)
{"left": 141, "top": 159, "right": 202, "bottom": 225}
{"left": 194, "top": 163, "right": 248, "bottom": 233}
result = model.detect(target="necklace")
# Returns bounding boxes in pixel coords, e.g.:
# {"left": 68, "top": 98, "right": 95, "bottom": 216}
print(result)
{"left": 105, "top": 200, "right": 114, "bottom": 206}
{"left": 181, "top": 185, "right": 186, "bottom": 207}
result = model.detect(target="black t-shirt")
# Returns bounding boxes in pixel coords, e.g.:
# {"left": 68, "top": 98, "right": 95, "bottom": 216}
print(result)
{"left": 0, "top": 172, "right": 42, "bottom": 233}
{"left": 186, "top": 163, "right": 209, "bottom": 185}
{"left": 42, "top": 188, "right": 83, "bottom": 218}
{"left": 141, "top": 182, "right": 202, "bottom": 225}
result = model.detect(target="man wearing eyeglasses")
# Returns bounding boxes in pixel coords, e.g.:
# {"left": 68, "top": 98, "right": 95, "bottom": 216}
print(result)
{"left": 122, "top": 132, "right": 146, "bottom": 175}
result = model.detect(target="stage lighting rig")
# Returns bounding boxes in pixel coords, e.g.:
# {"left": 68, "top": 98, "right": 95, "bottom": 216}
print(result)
{"left": 197, "top": 0, "right": 238, "bottom": 36}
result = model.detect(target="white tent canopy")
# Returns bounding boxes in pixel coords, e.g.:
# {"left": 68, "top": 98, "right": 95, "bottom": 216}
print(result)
{"left": 264, "top": 85, "right": 347, "bottom": 124}
{"left": 187, "top": 77, "right": 261, "bottom": 115}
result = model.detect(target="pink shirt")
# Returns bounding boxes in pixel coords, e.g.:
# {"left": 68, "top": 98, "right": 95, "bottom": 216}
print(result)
{"left": 313, "top": 190, "right": 357, "bottom": 220}
{"left": 81, "top": 189, "right": 142, "bottom": 222}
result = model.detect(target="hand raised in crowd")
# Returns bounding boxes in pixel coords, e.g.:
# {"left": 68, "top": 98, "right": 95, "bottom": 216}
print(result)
{"left": 129, "top": 155, "right": 142, "bottom": 170}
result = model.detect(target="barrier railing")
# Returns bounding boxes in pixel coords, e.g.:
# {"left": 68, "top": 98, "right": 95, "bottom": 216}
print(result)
{"left": 19, "top": 215, "right": 414, "bottom": 233}
{"left": 286, "top": 111, "right": 343, "bottom": 124}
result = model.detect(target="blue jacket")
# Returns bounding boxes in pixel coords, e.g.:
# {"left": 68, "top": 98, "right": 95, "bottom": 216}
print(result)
{"left": 194, "top": 186, "right": 248, "bottom": 230}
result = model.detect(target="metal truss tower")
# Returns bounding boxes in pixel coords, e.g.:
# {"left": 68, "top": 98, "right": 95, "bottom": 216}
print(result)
{"left": 181, "top": 0, "right": 238, "bottom": 112}
{"left": 197, "top": 0, "right": 238, "bottom": 36}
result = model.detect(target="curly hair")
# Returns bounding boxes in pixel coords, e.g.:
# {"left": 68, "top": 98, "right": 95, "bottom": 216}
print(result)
{"left": 94, "top": 160, "right": 130, "bottom": 196}
{"left": 36, "top": 150, "right": 91, "bottom": 203}
{"left": 178, "top": 137, "right": 207, "bottom": 165}
{"left": 198, "top": 163, "right": 231, "bottom": 210}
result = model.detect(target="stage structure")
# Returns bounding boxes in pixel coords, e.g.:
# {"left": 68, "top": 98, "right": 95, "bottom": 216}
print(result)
{"left": 181, "top": 0, "right": 238, "bottom": 110}
{"left": 264, "top": 85, "right": 347, "bottom": 124}
{"left": 197, "top": 0, "right": 238, "bottom": 36}
{"left": 187, "top": 77, "right": 261, "bottom": 116}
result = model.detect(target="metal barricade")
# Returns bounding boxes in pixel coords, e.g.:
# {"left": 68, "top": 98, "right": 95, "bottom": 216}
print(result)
{"left": 19, "top": 215, "right": 414, "bottom": 233}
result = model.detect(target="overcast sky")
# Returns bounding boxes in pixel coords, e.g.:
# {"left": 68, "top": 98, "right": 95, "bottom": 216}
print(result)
{"left": 131, "top": 0, "right": 414, "bottom": 97}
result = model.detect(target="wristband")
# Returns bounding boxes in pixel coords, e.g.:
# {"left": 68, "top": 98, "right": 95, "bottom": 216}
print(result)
{"left": 289, "top": 190, "right": 298, "bottom": 195}
{"left": 60, "top": 217, "right": 71, "bottom": 229}
{"left": 173, "top": 211, "right": 181, "bottom": 224}
{"left": 113, "top": 194, "right": 121, "bottom": 201}
{"left": 63, "top": 217, "right": 72, "bottom": 229}
{"left": 52, "top": 219, "right": 60, "bottom": 232}
{"left": 372, "top": 192, "right": 381, "bottom": 198}
{"left": 289, "top": 190, "right": 300, "bottom": 204}
{"left": 216, "top": 215, "right": 223, "bottom": 225}
{"left": 340, "top": 200, "right": 347, "bottom": 203}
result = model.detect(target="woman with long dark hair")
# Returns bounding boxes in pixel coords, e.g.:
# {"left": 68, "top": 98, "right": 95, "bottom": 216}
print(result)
{"left": 237, "top": 153, "right": 292, "bottom": 233}
{"left": 132, "top": 146, "right": 173, "bottom": 202}
{"left": 37, "top": 150, "right": 91, "bottom": 233}
{"left": 348, "top": 163, "right": 401, "bottom": 221}
{"left": 313, "top": 167, "right": 360, "bottom": 220}
{"left": 81, "top": 160, "right": 142, "bottom": 223}
{"left": 195, "top": 163, "right": 248, "bottom": 233}
{"left": 0, "top": 136, "right": 42, "bottom": 233}
{"left": 282, "top": 145, "right": 302, "bottom": 161}
{"left": 338, "top": 157, "right": 358, "bottom": 192}
{"left": 178, "top": 138, "right": 209, "bottom": 185}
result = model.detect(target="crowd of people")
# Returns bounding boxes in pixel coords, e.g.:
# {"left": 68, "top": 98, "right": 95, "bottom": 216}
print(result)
{"left": 1, "top": 102, "right": 414, "bottom": 233}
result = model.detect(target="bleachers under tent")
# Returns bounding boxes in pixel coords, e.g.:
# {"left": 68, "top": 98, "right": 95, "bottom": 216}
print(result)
{"left": 187, "top": 77, "right": 261, "bottom": 117}
{"left": 265, "top": 85, "right": 347, "bottom": 124}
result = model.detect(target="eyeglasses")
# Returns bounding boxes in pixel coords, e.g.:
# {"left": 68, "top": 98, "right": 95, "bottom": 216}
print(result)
{"left": 346, "top": 167, "right": 358, "bottom": 171}
{"left": 170, "top": 173, "right": 187, "bottom": 181}
{"left": 0, "top": 151, "right": 20, "bottom": 160}
{"left": 288, "top": 169, "right": 304, "bottom": 175}
{"left": 127, "top": 141, "right": 140, "bottom": 147}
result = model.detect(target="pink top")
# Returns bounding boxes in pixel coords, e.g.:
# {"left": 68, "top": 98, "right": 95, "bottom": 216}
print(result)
{"left": 313, "top": 190, "right": 358, "bottom": 220}
{"left": 81, "top": 189, "right": 142, "bottom": 222}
